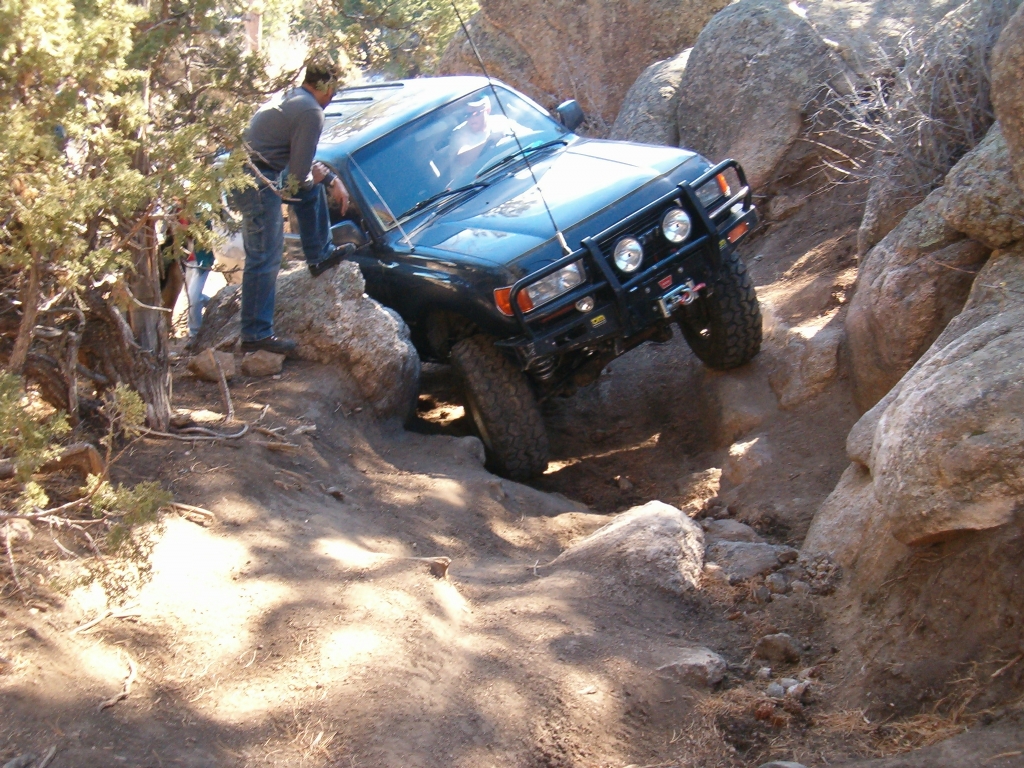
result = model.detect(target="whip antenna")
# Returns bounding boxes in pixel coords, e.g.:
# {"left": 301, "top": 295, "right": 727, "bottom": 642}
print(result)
{"left": 450, "top": 2, "right": 572, "bottom": 256}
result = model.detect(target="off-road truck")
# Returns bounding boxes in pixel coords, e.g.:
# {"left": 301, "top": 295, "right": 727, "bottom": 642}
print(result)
{"left": 312, "top": 76, "right": 761, "bottom": 479}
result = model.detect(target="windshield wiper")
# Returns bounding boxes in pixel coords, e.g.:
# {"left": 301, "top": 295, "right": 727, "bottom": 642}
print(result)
{"left": 397, "top": 182, "right": 488, "bottom": 221}
{"left": 475, "top": 138, "right": 569, "bottom": 179}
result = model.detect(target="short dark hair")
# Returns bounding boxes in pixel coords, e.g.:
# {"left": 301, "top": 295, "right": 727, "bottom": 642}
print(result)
{"left": 303, "top": 58, "right": 340, "bottom": 90}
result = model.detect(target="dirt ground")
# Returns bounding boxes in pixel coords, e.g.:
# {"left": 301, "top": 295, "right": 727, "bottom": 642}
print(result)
{"left": 4, "top": 185, "right": 1018, "bottom": 768}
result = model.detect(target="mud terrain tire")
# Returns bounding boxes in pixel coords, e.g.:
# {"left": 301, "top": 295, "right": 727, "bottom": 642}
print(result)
{"left": 678, "top": 249, "right": 762, "bottom": 370}
{"left": 450, "top": 334, "right": 549, "bottom": 479}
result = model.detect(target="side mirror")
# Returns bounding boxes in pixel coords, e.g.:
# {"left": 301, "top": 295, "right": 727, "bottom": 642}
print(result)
{"left": 555, "top": 100, "right": 585, "bottom": 132}
{"left": 331, "top": 220, "right": 368, "bottom": 249}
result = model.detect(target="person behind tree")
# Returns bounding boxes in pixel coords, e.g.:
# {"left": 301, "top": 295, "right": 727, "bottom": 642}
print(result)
{"left": 231, "top": 56, "right": 353, "bottom": 357}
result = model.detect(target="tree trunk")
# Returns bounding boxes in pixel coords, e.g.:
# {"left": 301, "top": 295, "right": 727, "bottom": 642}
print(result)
{"left": 7, "top": 250, "right": 40, "bottom": 375}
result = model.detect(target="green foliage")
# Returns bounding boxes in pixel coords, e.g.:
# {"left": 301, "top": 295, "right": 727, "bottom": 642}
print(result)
{"left": 300, "top": 0, "right": 479, "bottom": 77}
{"left": 0, "top": 373, "right": 69, "bottom": 481}
{"left": 91, "top": 477, "right": 171, "bottom": 551}
{"left": 0, "top": 0, "right": 284, "bottom": 304}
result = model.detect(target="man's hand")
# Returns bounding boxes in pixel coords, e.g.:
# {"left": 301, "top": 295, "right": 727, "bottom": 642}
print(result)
{"left": 328, "top": 177, "right": 350, "bottom": 215}
{"left": 311, "top": 161, "right": 329, "bottom": 184}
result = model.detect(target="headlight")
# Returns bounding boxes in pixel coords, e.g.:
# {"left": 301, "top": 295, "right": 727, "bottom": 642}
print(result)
{"left": 695, "top": 173, "right": 731, "bottom": 208}
{"left": 661, "top": 208, "right": 692, "bottom": 244}
{"left": 494, "top": 260, "right": 585, "bottom": 315}
{"left": 613, "top": 237, "right": 643, "bottom": 272}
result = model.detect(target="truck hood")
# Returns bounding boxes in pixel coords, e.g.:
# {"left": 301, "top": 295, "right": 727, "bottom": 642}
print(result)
{"left": 410, "top": 139, "right": 698, "bottom": 264}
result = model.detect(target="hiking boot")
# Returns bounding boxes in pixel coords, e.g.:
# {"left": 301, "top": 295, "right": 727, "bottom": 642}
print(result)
{"left": 308, "top": 243, "right": 356, "bottom": 278}
{"left": 240, "top": 335, "right": 298, "bottom": 356}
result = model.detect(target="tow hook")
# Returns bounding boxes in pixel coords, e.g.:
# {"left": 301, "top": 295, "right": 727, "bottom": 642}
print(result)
{"left": 657, "top": 279, "right": 706, "bottom": 318}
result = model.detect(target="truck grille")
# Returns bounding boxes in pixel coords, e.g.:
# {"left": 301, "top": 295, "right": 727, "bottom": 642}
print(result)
{"left": 594, "top": 207, "right": 675, "bottom": 274}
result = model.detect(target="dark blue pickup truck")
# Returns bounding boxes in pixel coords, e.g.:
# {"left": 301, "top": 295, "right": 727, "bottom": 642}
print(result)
{"left": 312, "top": 76, "right": 761, "bottom": 478}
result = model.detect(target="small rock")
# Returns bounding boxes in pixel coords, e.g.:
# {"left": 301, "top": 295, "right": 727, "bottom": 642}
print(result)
{"left": 753, "top": 633, "right": 801, "bottom": 663}
{"left": 779, "top": 677, "right": 799, "bottom": 689}
{"left": 657, "top": 646, "right": 727, "bottom": 688}
{"left": 3, "top": 756, "right": 38, "bottom": 768}
{"left": 776, "top": 547, "right": 799, "bottom": 564}
{"left": 187, "top": 349, "right": 236, "bottom": 382}
{"left": 722, "top": 436, "right": 772, "bottom": 486}
{"left": 766, "top": 682, "right": 786, "bottom": 699}
{"left": 786, "top": 681, "right": 812, "bottom": 702}
{"left": 703, "top": 518, "right": 763, "bottom": 543}
{"left": 706, "top": 540, "right": 784, "bottom": 580}
{"left": 616, "top": 475, "right": 634, "bottom": 491}
{"left": 241, "top": 349, "right": 285, "bottom": 376}
{"left": 752, "top": 585, "right": 771, "bottom": 604}
{"left": 791, "top": 580, "right": 812, "bottom": 595}
{"left": 702, "top": 563, "right": 731, "bottom": 585}
{"left": 799, "top": 666, "right": 820, "bottom": 679}
{"left": 325, "top": 486, "right": 345, "bottom": 501}
{"left": 766, "top": 572, "right": 790, "bottom": 594}
{"left": 756, "top": 666, "right": 772, "bottom": 680}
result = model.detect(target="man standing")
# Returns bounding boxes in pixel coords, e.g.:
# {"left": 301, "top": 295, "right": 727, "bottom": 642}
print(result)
{"left": 233, "top": 58, "right": 352, "bottom": 356}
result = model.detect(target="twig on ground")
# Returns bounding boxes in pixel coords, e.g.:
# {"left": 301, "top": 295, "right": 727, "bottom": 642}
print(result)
{"left": 253, "top": 439, "right": 300, "bottom": 452}
{"left": 213, "top": 355, "right": 235, "bottom": 423}
{"left": 167, "top": 502, "right": 216, "bottom": 525}
{"left": 71, "top": 607, "right": 139, "bottom": 635}
{"left": 254, "top": 425, "right": 288, "bottom": 440}
{"left": 139, "top": 424, "right": 249, "bottom": 441}
{"left": 991, "top": 654, "right": 1023, "bottom": 679}
{"left": 98, "top": 654, "right": 137, "bottom": 711}
{"left": 36, "top": 745, "right": 58, "bottom": 768}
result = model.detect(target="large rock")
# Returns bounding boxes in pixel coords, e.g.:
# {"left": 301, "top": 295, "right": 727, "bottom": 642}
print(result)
{"left": 609, "top": 50, "right": 690, "bottom": 146}
{"left": 706, "top": 540, "right": 789, "bottom": 581}
{"left": 656, "top": 645, "right": 727, "bottom": 688}
{"left": 845, "top": 187, "right": 989, "bottom": 410}
{"left": 939, "top": 122, "right": 1024, "bottom": 248}
{"left": 992, "top": 4, "right": 1024, "bottom": 191}
{"left": 857, "top": 0, "right": 1020, "bottom": 255}
{"left": 868, "top": 254, "right": 1024, "bottom": 545}
{"left": 767, "top": 321, "right": 843, "bottom": 409}
{"left": 674, "top": 0, "right": 850, "bottom": 190}
{"left": 192, "top": 263, "right": 420, "bottom": 420}
{"left": 553, "top": 500, "right": 704, "bottom": 594}
{"left": 439, "top": 0, "right": 729, "bottom": 126}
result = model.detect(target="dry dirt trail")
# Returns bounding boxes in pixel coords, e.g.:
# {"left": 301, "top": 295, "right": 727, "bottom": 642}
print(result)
{"left": 2, "top": 194, "right": 923, "bottom": 768}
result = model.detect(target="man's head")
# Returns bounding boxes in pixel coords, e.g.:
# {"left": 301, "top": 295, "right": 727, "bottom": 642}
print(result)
{"left": 466, "top": 96, "right": 491, "bottom": 132}
{"left": 303, "top": 57, "right": 341, "bottom": 106}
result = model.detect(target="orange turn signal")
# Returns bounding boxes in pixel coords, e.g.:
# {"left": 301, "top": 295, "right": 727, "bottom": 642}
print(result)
{"left": 726, "top": 220, "right": 749, "bottom": 243}
{"left": 494, "top": 286, "right": 535, "bottom": 316}
{"left": 716, "top": 173, "right": 731, "bottom": 197}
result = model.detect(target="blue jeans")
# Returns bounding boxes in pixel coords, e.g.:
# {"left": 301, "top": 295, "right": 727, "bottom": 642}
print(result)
{"left": 184, "top": 263, "right": 210, "bottom": 337}
{"left": 231, "top": 171, "right": 334, "bottom": 342}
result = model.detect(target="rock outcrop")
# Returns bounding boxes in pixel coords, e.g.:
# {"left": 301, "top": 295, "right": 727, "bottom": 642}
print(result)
{"left": 609, "top": 50, "right": 690, "bottom": 146}
{"left": 553, "top": 500, "right": 704, "bottom": 594}
{"left": 439, "top": 0, "right": 728, "bottom": 126}
{"left": 992, "top": 4, "right": 1024, "bottom": 188}
{"left": 856, "top": 0, "right": 1020, "bottom": 255}
{"left": 845, "top": 187, "right": 989, "bottom": 410}
{"left": 674, "top": 0, "right": 850, "bottom": 191}
{"left": 191, "top": 263, "right": 420, "bottom": 421}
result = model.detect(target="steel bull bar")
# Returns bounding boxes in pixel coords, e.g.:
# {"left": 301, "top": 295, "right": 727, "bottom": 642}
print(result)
{"left": 504, "top": 159, "right": 755, "bottom": 361}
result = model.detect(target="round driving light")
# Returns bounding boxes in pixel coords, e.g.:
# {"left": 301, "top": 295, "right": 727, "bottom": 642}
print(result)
{"left": 575, "top": 296, "right": 595, "bottom": 313}
{"left": 662, "top": 207, "right": 692, "bottom": 244}
{"left": 613, "top": 237, "right": 643, "bottom": 272}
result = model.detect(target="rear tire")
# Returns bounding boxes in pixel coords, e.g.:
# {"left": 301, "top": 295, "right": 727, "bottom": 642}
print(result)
{"left": 450, "top": 334, "right": 549, "bottom": 480}
{"left": 678, "top": 248, "right": 762, "bottom": 370}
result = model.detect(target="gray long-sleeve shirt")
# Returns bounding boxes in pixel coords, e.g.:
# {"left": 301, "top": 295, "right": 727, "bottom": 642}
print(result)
{"left": 245, "top": 86, "right": 324, "bottom": 189}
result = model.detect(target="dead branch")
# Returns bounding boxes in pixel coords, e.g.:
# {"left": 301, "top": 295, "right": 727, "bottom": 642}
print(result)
{"left": 991, "top": 654, "right": 1023, "bottom": 679}
{"left": 36, "top": 746, "right": 58, "bottom": 768}
{"left": 213, "top": 354, "right": 234, "bottom": 423}
{"left": 138, "top": 423, "right": 249, "bottom": 441}
{"left": 98, "top": 654, "right": 137, "bottom": 711}
{"left": 39, "top": 443, "right": 105, "bottom": 479}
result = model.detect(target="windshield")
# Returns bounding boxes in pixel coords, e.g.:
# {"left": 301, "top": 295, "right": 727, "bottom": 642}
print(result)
{"left": 351, "top": 86, "right": 568, "bottom": 229}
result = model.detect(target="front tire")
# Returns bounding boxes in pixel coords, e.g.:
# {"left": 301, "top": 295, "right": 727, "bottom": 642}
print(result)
{"left": 450, "top": 334, "right": 549, "bottom": 479}
{"left": 678, "top": 248, "right": 762, "bottom": 370}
